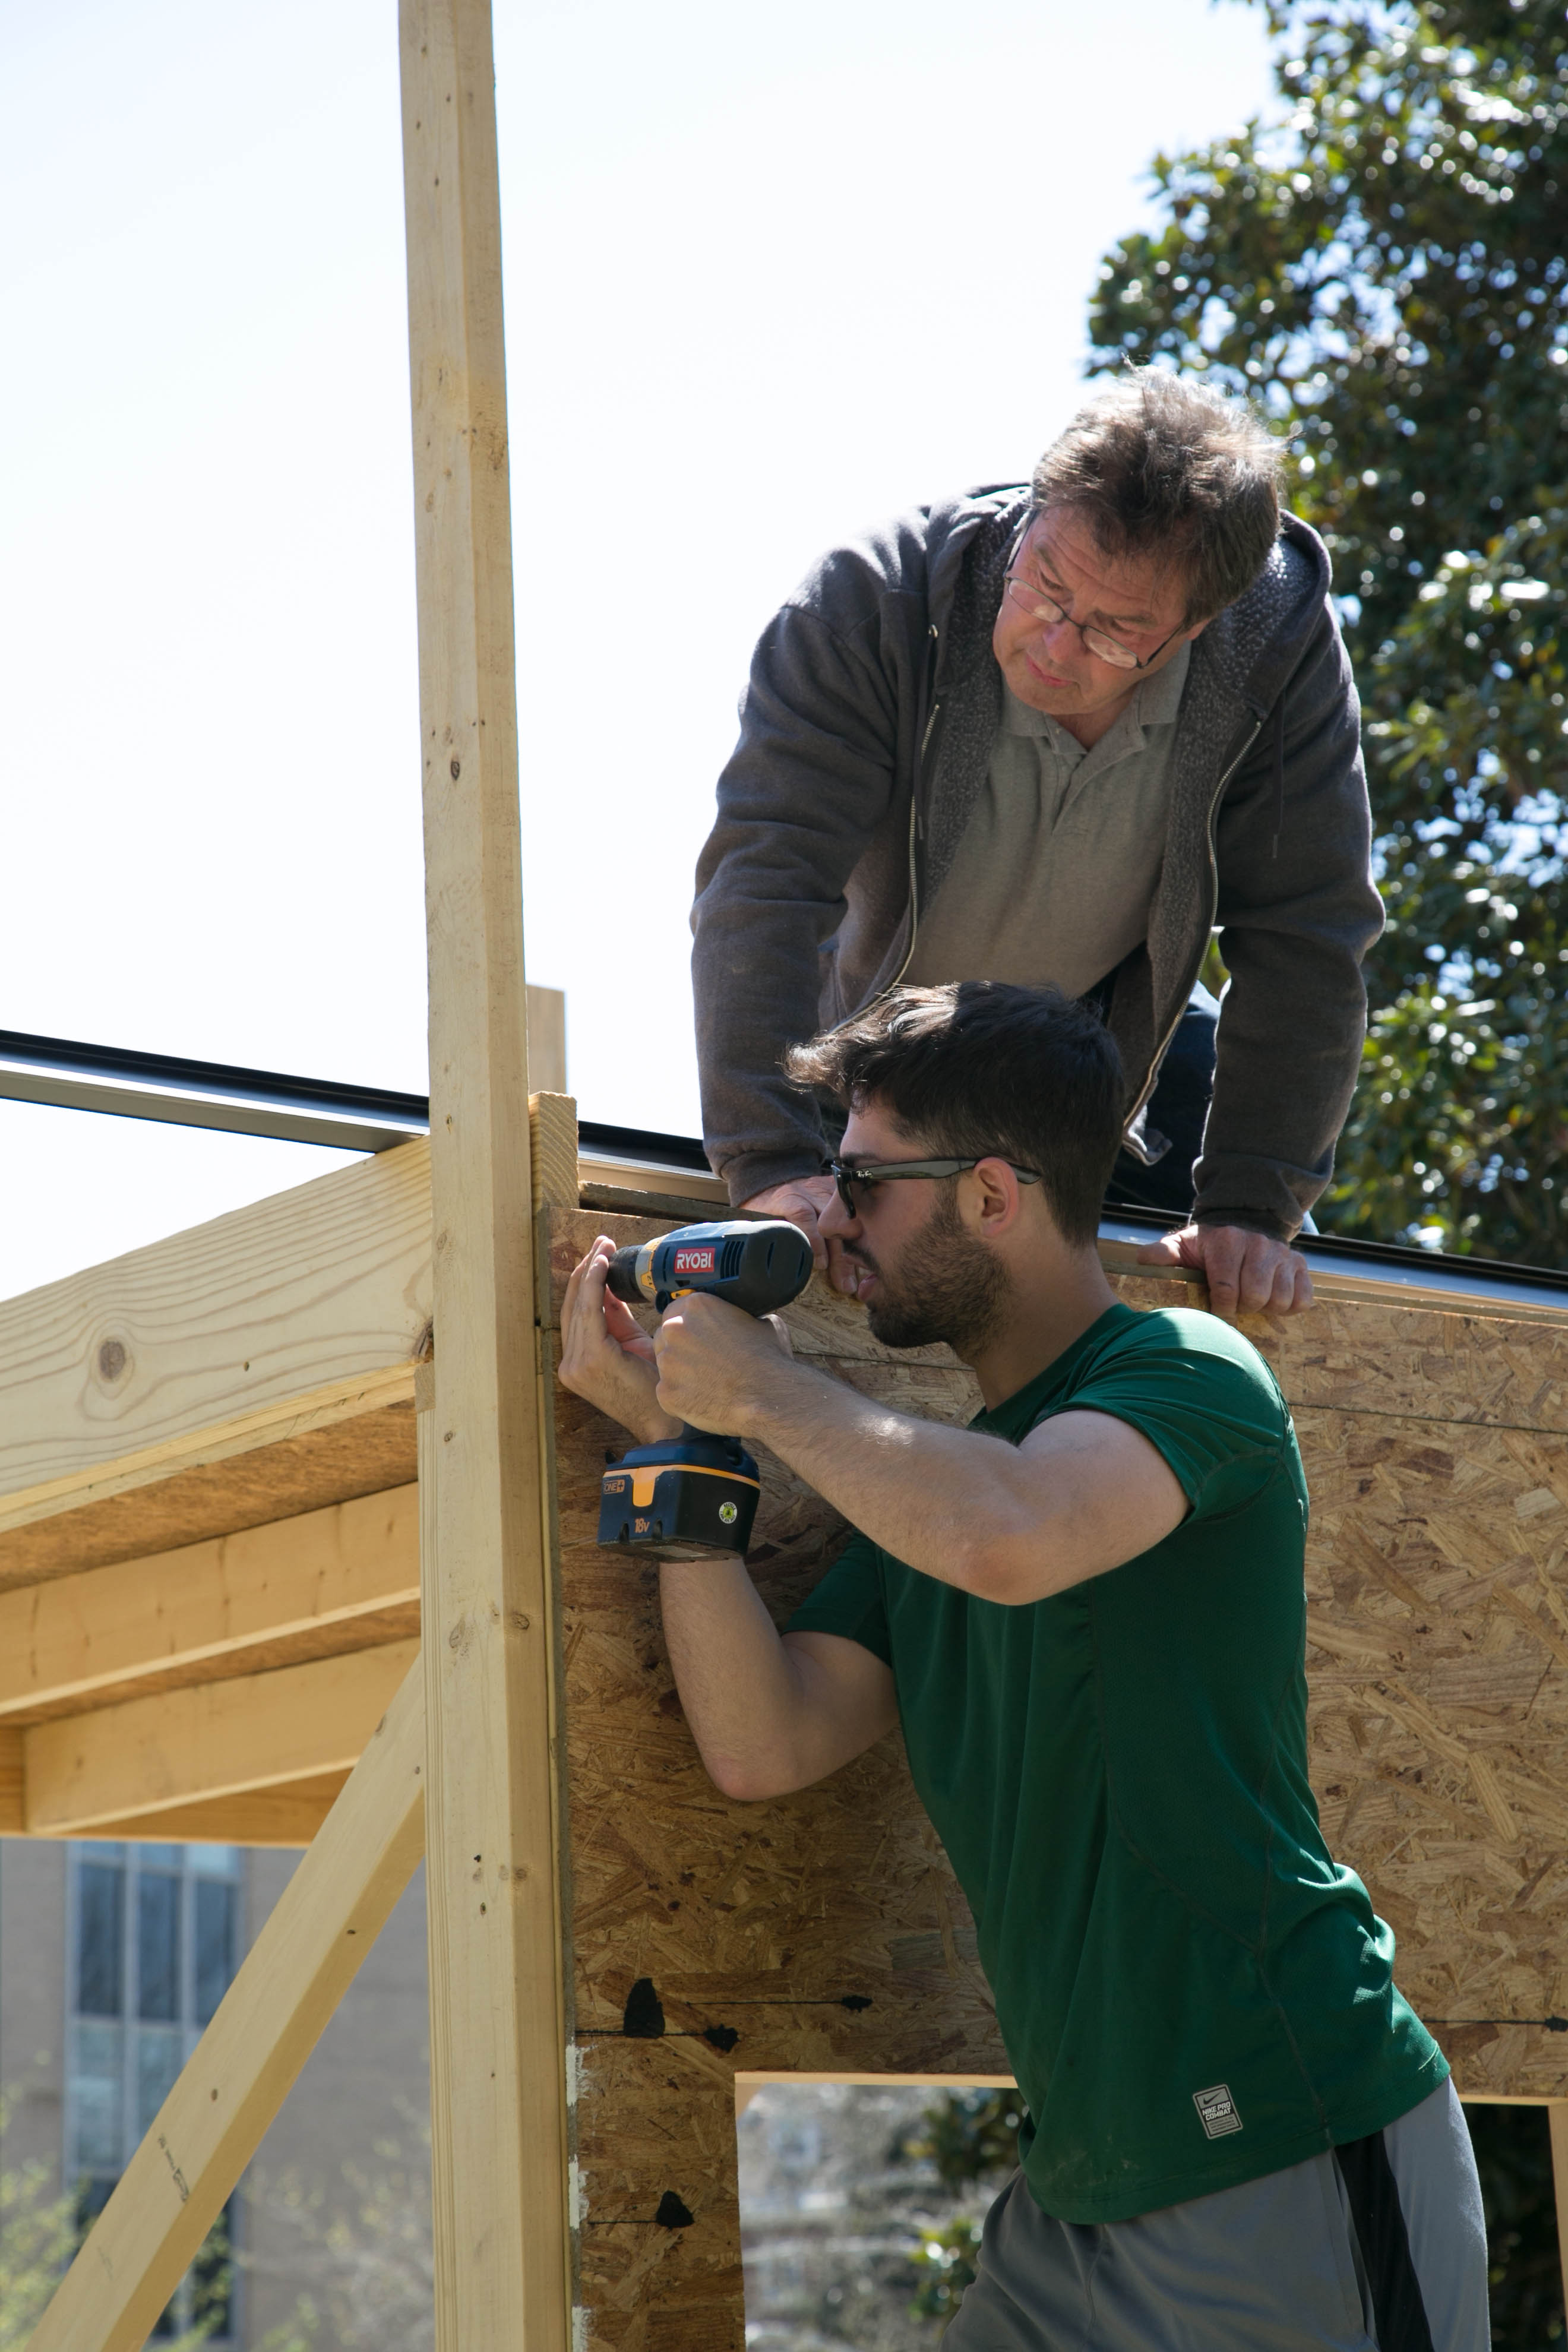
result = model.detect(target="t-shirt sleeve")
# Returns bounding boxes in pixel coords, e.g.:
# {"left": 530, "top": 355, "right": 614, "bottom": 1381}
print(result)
{"left": 1046, "top": 1315, "right": 1289, "bottom": 1519}
{"left": 785, "top": 1534, "right": 893, "bottom": 1664}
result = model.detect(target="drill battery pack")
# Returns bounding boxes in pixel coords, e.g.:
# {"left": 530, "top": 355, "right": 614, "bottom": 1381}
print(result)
{"left": 597, "top": 1433, "right": 761, "bottom": 1561}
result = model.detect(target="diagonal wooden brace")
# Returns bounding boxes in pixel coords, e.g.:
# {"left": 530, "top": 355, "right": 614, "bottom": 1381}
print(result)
{"left": 27, "top": 1655, "right": 427, "bottom": 2352}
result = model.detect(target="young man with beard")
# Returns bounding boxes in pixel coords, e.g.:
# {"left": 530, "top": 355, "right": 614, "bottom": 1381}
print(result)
{"left": 558, "top": 982, "right": 1487, "bottom": 2352}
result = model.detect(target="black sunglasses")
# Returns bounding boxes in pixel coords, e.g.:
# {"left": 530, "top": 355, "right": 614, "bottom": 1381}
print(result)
{"left": 824, "top": 1155, "right": 1043, "bottom": 1217}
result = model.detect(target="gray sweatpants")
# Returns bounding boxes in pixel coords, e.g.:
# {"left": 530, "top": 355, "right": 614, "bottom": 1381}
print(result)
{"left": 943, "top": 2081, "right": 1488, "bottom": 2351}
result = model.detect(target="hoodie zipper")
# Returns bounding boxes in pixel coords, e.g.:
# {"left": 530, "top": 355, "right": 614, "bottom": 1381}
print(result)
{"left": 886, "top": 624, "right": 944, "bottom": 992}
{"left": 1122, "top": 719, "right": 1262, "bottom": 1131}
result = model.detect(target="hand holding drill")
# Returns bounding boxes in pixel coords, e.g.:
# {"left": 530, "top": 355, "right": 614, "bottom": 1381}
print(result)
{"left": 559, "top": 1219, "right": 814, "bottom": 1558}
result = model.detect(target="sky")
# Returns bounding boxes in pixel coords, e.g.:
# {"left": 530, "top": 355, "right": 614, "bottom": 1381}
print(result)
{"left": 0, "top": 0, "right": 1278, "bottom": 1300}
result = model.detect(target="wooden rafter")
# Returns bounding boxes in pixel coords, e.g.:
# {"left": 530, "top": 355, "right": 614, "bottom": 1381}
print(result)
{"left": 43, "top": 1774, "right": 351, "bottom": 1848}
{"left": 0, "top": 1484, "right": 418, "bottom": 1721}
{"left": 23, "top": 1639, "right": 418, "bottom": 1833}
{"left": 0, "top": 1135, "right": 432, "bottom": 1564}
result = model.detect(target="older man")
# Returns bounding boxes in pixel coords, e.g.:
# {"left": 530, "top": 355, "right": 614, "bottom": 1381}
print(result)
{"left": 691, "top": 370, "right": 1382, "bottom": 1319}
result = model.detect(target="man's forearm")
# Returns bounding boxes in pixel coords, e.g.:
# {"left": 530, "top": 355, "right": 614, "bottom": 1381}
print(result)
{"left": 659, "top": 1560, "right": 837, "bottom": 1799}
{"left": 729, "top": 1355, "right": 1030, "bottom": 1597}
{"left": 659, "top": 1560, "right": 897, "bottom": 1798}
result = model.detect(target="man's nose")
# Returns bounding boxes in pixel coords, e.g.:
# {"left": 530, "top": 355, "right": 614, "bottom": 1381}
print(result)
{"left": 818, "top": 1189, "right": 857, "bottom": 1242}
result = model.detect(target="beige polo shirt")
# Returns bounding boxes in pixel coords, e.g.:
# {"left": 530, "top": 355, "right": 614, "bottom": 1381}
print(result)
{"left": 905, "top": 639, "right": 1191, "bottom": 998}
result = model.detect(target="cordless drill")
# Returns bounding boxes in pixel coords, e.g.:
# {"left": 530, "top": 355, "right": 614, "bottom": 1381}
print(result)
{"left": 596, "top": 1219, "right": 814, "bottom": 1560}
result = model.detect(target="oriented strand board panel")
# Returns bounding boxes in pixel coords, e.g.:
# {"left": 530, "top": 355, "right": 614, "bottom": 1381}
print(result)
{"left": 546, "top": 1210, "right": 998, "bottom": 2340}
{"left": 539, "top": 1207, "right": 1568, "bottom": 2347}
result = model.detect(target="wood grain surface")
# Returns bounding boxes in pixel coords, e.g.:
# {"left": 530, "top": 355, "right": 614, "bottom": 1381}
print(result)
{"left": 24, "top": 1639, "right": 420, "bottom": 1834}
{"left": 0, "top": 1485, "right": 419, "bottom": 1724}
{"left": 0, "top": 1399, "right": 421, "bottom": 1591}
{"left": 0, "top": 1137, "right": 431, "bottom": 1539}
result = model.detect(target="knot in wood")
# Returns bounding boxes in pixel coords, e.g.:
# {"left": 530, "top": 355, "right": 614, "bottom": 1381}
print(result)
{"left": 97, "top": 1339, "right": 128, "bottom": 1382}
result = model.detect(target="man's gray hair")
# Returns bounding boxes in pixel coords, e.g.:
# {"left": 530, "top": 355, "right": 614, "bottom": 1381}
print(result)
{"left": 1032, "top": 369, "right": 1282, "bottom": 622}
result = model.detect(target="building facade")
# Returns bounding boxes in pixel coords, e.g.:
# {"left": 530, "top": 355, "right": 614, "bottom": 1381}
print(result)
{"left": 0, "top": 1837, "right": 431, "bottom": 2350}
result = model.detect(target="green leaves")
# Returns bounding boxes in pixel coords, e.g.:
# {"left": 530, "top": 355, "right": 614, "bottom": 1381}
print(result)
{"left": 908, "top": 2214, "right": 985, "bottom": 2322}
{"left": 1334, "top": 502, "right": 1567, "bottom": 1256}
{"left": 1092, "top": 0, "right": 1567, "bottom": 1260}
{"left": 1091, "top": 2, "right": 1567, "bottom": 661}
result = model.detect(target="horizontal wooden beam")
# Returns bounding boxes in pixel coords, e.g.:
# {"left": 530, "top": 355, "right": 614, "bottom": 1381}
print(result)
{"left": 0, "top": 1485, "right": 419, "bottom": 1722}
{"left": 28, "top": 1657, "right": 426, "bottom": 2352}
{"left": 0, "top": 1727, "right": 20, "bottom": 1834}
{"left": 0, "top": 1137, "right": 432, "bottom": 1542}
{"left": 38, "top": 1774, "right": 350, "bottom": 1849}
{"left": 23, "top": 1640, "right": 418, "bottom": 1834}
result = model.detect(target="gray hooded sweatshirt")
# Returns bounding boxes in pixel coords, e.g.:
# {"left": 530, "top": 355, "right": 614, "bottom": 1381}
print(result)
{"left": 691, "top": 486, "right": 1383, "bottom": 1243}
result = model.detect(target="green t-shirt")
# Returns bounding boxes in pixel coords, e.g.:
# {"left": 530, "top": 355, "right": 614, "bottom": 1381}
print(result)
{"left": 788, "top": 1303, "right": 1446, "bottom": 2223}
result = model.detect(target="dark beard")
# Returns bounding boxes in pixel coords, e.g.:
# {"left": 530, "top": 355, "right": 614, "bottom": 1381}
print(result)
{"left": 856, "top": 1189, "right": 1011, "bottom": 1357}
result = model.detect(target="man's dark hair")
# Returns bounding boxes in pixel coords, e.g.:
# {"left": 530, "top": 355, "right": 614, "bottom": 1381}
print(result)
{"left": 785, "top": 982, "right": 1124, "bottom": 1247}
{"left": 1032, "top": 368, "right": 1282, "bottom": 622}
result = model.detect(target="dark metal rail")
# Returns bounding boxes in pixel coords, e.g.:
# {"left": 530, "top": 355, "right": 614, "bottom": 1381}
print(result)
{"left": 4, "top": 1028, "right": 1563, "bottom": 1304}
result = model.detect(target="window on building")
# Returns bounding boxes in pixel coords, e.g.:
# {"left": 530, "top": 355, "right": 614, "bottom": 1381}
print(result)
{"left": 67, "top": 1842, "right": 245, "bottom": 2342}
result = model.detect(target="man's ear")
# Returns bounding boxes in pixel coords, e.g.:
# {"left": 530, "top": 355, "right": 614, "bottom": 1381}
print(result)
{"left": 970, "top": 1158, "right": 1025, "bottom": 1233}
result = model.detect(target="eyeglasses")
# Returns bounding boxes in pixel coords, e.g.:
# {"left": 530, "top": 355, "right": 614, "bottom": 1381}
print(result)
{"left": 824, "top": 1155, "right": 1044, "bottom": 1218}
{"left": 1001, "top": 571, "right": 1187, "bottom": 672}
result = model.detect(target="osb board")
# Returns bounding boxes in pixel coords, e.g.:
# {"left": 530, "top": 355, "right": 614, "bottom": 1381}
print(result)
{"left": 1298, "top": 1412, "right": 1568, "bottom": 2098}
{"left": 0, "top": 1400, "right": 419, "bottom": 1591}
{"left": 554, "top": 1357, "right": 996, "bottom": 2344}
{"left": 542, "top": 1207, "right": 1568, "bottom": 2344}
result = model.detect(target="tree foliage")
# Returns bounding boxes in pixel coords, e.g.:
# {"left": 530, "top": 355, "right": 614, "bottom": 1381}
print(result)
{"left": 892, "top": 2090, "right": 1019, "bottom": 2330}
{"left": 1090, "top": 0, "right": 1568, "bottom": 1259}
{"left": 891, "top": 2085, "right": 1023, "bottom": 2191}
{"left": 0, "top": 2107, "right": 76, "bottom": 2352}
{"left": 242, "top": 2107, "right": 432, "bottom": 2352}
{"left": 0, "top": 2093, "right": 244, "bottom": 2352}
{"left": 1467, "top": 2103, "right": 1567, "bottom": 2345}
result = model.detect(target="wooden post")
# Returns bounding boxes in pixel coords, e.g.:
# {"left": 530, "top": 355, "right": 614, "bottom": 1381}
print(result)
{"left": 402, "top": 4, "right": 572, "bottom": 2344}
{"left": 26, "top": 1658, "right": 426, "bottom": 2352}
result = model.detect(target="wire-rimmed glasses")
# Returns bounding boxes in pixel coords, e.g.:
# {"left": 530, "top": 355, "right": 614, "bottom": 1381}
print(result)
{"left": 1001, "top": 571, "right": 1188, "bottom": 672}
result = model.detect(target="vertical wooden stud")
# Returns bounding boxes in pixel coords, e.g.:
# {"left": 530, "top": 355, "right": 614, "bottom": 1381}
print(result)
{"left": 530, "top": 1090, "right": 581, "bottom": 1213}
{"left": 401, "top": 4, "right": 571, "bottom": 2344}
